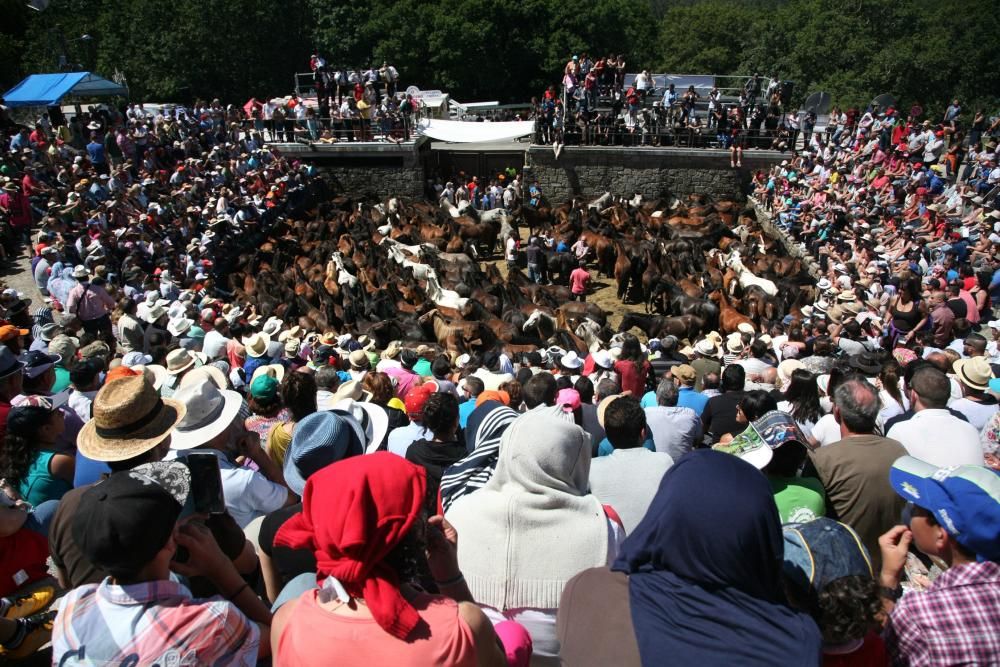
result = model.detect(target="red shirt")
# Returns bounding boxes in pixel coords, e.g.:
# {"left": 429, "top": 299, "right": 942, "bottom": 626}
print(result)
{"left": 614, "top": 359, "right": 651, "bottom": 397}
{"left": 570, "top": 268, "right": 590, "bottom": 295}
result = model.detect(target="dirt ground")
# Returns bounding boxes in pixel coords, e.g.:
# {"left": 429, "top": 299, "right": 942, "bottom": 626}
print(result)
{"left": 490, "top": 227, "right": 648, "bottom": 334}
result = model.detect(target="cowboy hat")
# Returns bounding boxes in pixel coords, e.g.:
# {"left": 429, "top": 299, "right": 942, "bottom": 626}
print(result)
{"left": 242, "top": 332, "right": 271, "bottom": 358}
{"left": 144, "top": 305, "right": 168, "bottom": 324}
{"left": 169, "top": 379, "right": 243, "bottom": 450}
{"left": 165, "top": 348, "right": 200, "bottom": 375}
{"left": 848, "top": 351, "right": 881, "bottom": 375}
{"left": 78, "top": 375, "right": 186, "bottom": 462}
{"left": 179, "top": 364, "right": 228, "bottom": 391}
{"left": 726, "top": 333, "right": 745, "bottom": 354}
{"left": 277, "top": 326, "right": 302, "bottom": 343}
{"left": 332, "top": 399, "right": 388, "bottom": 454}
{"left": 262, "top": 316, "right": 283, "bottom": 338}
{"left": 560, "top": 350, "right": 583, "bottom": 370}
{"left": 167, "top": 317, "right": 194, "bottom": 337}
{"left": 591, "top": 349, "right": 613, "bottom": 370}
{"left": 695, "top": 338, "right": 717, "bottom": 356}
{"left": 72, "top": 265, "right": 89, "bottom": 280}
{"left": 328, "top": 379, "right": 373, "bottom": 404}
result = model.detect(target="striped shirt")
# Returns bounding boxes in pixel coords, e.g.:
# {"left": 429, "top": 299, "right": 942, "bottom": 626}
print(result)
{"left": 52, "top": 578, "right": 259, "bottom": 666}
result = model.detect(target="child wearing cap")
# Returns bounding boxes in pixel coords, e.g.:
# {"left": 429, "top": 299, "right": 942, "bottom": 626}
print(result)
{"left": 879, "top": 456, "right": 1000, "bottom": 665}
{"left": 782, "top": 518, "right": 887, "bottom": 665}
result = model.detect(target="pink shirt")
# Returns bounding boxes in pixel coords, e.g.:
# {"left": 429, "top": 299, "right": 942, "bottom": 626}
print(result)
{"left": 65, "top": 282, "right": 116, "bottom": 321}
{"left": 570, "top": 268, "right": 590, "bottom": 295}
{"left": 278, "top": 589, "right": 476, "bottom": 667}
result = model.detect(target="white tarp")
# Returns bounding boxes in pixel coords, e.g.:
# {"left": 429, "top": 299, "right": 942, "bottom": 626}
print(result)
{"left": 417, "top": 118, "right": 533, "bottom": 143}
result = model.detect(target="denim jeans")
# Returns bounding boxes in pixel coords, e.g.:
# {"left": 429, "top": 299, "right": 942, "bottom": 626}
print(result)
{"left": 271, "top": 572, "right": 318, "bottom": 612}
{"left": 528, "top": 263, "right": 541, "bottom": 283}
{"left": 24, "top": 499, "right": 59, "bottom": 536}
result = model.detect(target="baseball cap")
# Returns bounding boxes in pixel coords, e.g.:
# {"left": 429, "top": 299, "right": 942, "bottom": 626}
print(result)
{"left": 10, "top": 390, "right": 69, "bottom": 412}
{"left": 250, "top": 374, "right": 279, "bottom": 401}
{"left": 782, "top": 518, "right": 873, "bottom": 595}
{"left": 18, "top": 350, "right": 62, "bottom": 379}
{"left": 404, "top": 383, "right": 435, "bottom": 418}
{"left": 72, "top": 464, "right": 189, "bottom": 577}
{"left": 890, "top": 456, "right": 1000, "bottom": 561}
{"left": 0, "top": 324, "right": 28, "bottom": 341}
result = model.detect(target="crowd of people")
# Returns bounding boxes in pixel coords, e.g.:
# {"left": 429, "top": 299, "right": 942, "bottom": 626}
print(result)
{"left": 0, "top": 81, "right": 997, "bottom": 666}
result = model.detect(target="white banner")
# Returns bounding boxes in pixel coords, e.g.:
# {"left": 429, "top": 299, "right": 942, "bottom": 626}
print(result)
{"left": 417, "top": 118, "right": 533, "bottom": 143}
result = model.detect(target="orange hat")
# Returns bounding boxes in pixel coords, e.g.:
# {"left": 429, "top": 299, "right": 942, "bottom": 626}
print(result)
{"left": 104, "top": 366, "right": 141, "bottom": 385}
{"left": 475, "top": 390, "right": 510, "bottom": 408}
{"left": 0, "top": 324, "right": 29, "bottom": 341}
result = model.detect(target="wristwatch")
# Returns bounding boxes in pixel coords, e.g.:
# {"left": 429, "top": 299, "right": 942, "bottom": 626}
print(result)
{"left": 879, "top": 584, "right": 903, "bottom": 601}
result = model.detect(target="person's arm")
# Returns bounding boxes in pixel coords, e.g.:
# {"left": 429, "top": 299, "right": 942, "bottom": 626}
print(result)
{"left": 236, "top": 426, "right": 291, "bottom": 495}
{"left": 49, "top": 453, "right": 75, "bottom": 486}
{"left": 877, "top": 524, "right": 912, "bottom": 617}
{"left": 458, "top": 602, "right": 508, "bottom": 667}
{"left": 173, "top": 520, "right": 272, "bottom": 658}
{"left": 425, "top": 514, "right": 475, "bottom": 602}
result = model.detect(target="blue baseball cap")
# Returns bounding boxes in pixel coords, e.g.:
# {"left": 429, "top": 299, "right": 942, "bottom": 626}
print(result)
{"left": 782, "top": 518, "right": 872, "bottom": 595}
{"left": 890, "top": 456, "right": 1000, "bottom": 561}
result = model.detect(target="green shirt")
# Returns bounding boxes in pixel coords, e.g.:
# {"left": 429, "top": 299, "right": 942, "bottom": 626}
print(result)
{"left": 51, "top": 366, "right": 72, "bottom": 393}
{"left": 769, "top": 476, "right": 826, "bottom": 524}
{"left": 413, "top": 358, "right": 432, "bottom": 377}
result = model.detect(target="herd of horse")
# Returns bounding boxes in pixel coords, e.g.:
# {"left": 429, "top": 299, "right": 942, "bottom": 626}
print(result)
{"left": 222, "top": 187, "right": 818, "bottom": 358}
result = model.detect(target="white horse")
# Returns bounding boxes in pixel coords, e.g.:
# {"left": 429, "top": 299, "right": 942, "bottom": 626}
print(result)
{"left": 330, "top": 252, "right": 359, "bottom": 289}
{"left": 574, "top": 318, "right": 604, "bottom": 353}
{"left": 425, "top": 271, "right": 468, "bottom": 310}
{"left": 588, "top": 192, "right": 612, "bottom": 210}
{"left": 381, "top": 238, "right": 436, "bottom": 281}
{"left": 727, "top": 250, "right": 777, "bottom": 296}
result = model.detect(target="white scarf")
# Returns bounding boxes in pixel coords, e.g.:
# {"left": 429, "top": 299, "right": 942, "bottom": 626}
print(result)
{"left": 446, "top": 410, "right": 608, "bottom": 610}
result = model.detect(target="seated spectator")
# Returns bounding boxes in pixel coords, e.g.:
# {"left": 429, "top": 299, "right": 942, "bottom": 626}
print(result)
{"left": 458, "top": 376, "right": 485, "bottom": 427}
{"left": 447, "top": 409, "right": 623, "bottom": 661}
{"left": 782, "top": 518, "right": 887, "bottom": 664}
{"left": 886, "top": 365, "right": 983, "bottom": 466}
{"left": 51, "top": 464, "right": 271, "bottom": 663}
{"left": 701, "top": 364, "right": 746, "bottom": 443}
{"left": 439, "top": 400, "right": 519, "bottom": 512}
{"left": 387, "top": 382, "right": 434, "bottom": 457}
{"left": 270, "top": 453, "right": 513, "bottom": 666}
{"left": 948, "top": 356, "right": 999, "bottom": 431}
{"left": 589, "top": 394, "right": 673, "bottom": 534}
{"left": 611, "top": 450, "right": 822, "bottom": 664}
{"left": 265, "top": 370, "right": 318, "bottom": 467}
{"left": 643, "top": 378, "right": 701, "bottom": 460}
{"left": 880, "top": 457, "right": 1000, "bottom": 665}
{"left": 404, "top": 392, "right": 465, "bottom": 498}
{"left": 170, "top": 379, "right": 293, "bottom": 528}
{"left": 258, "top": 410, "right": 365, "bottom": 603}
{"left": 0, "top": 394, "right": 73, "bottom": 506}
{"left": 244, "top": 373, "right": 291, "bottom": 450}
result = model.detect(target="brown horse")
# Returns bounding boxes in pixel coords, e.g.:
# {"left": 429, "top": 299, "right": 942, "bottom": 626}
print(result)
{"left": 708, "top": 290, "right": 755, "bottom": 334}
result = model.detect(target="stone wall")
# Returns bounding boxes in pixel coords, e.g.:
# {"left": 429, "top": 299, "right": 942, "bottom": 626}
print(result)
{"left": 524, "top": 146, "right": 785, "bottom": 201}
{"left": 318, "top": 163, "right": 425, "bottom": 199}
{"left": 275, "top": 142, "right": 426, "bottom": 199}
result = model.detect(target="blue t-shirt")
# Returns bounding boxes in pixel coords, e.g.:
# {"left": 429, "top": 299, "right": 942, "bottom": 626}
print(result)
{"left": 458, "top": 398, "right": 477, "bottom": 429}
{"left": 639, "top": 391, "right": 657, "bottom": 408}
{"left": 677, "top": 386, "right": 709, "bottom": 416}
{"left": 73, "top": 451, "right": 111, "bottom": 488}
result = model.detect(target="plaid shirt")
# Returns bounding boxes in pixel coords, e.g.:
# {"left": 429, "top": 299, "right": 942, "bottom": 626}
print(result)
{"left": 52, "top": 577, "right": 258, "bottom": 666}
{"left": 884, "top": 561, "right": 1000, "bottom": 666}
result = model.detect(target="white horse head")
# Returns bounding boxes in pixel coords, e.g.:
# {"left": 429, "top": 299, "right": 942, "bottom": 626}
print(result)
{"left": 523, "top": 309, "right": 543, "bottom": 332}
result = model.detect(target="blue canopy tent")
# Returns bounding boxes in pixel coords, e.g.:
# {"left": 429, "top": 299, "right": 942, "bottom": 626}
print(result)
{"left": 2, "top": 72, "right": 128, "bottom": 107}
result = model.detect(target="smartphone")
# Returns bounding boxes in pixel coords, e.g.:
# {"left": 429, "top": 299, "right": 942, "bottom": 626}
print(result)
{"left": 185, "top": 452, "right": 226, "bottom": 515}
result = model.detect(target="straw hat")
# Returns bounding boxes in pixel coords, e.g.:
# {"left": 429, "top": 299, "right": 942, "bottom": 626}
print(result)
{"left": 953, "top": 357, "right": 994, "bottom": 391}
{"left": 328, "top": 379, "right": 373, "bottom": 404}
{"left": 251, "top": 363, "right": 285, "bottom": 385}
{"left": 726, "top": 333, "right": 745, "bottom": 354}
{"left": 381, "top": 340, "right": 402, "bottom": 360}
{"left": 78, "top": 375, "right": 186, "bottom": 462}
{"left": 241, "top": 332, "right": 271, "bottom": 358}
{"left": 167, "top": 317, "right": 194, "bottom": 337}
{"left": 278, "top": 326, "right": 302, "bottom": 343}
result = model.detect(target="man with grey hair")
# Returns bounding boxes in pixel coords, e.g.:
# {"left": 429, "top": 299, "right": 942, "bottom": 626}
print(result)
{"left": 805, "top": 377, "right": 906, "bottom": 569}
{"left": 314, "top": 365, "right": 342, "bottom": 411}
{"left": 643, "top": 378, "right": 701, "bottom": 461}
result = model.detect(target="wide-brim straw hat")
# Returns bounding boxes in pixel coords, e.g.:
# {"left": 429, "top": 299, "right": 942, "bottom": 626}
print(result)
{"left": 242, "top": 332, "right": 271, "bottom": 358}
{"left": 251, "top": 363, "right": 285, "bottom": 385}
{"left": 78, "top": 375, "right": 186, "bottom": 462}
{"left": 179, "top": 364, "right": 228, "bottom": 390}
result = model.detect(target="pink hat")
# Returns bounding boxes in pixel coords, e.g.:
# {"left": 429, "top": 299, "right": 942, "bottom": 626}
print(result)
{"left": 557, "top": 388, "right": 582, "bottom": 413}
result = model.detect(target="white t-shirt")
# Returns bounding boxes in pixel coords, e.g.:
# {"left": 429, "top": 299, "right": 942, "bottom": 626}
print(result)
{"left": 886, "top": 409, "right": 984, "bottom": 467}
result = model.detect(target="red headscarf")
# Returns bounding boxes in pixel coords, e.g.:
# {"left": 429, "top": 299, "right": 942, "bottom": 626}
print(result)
{"left": 274, "top": 452, "right": 428, "bottom": 639}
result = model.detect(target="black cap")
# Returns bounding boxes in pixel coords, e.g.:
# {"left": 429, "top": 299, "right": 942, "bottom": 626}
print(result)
{"left": 72, "top": 469, "right": 183, "bottom": 577}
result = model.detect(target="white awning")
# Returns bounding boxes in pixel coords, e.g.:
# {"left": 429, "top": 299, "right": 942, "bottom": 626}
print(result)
{"left": 417, "top": 118, "right": 533, "bottom": 143}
